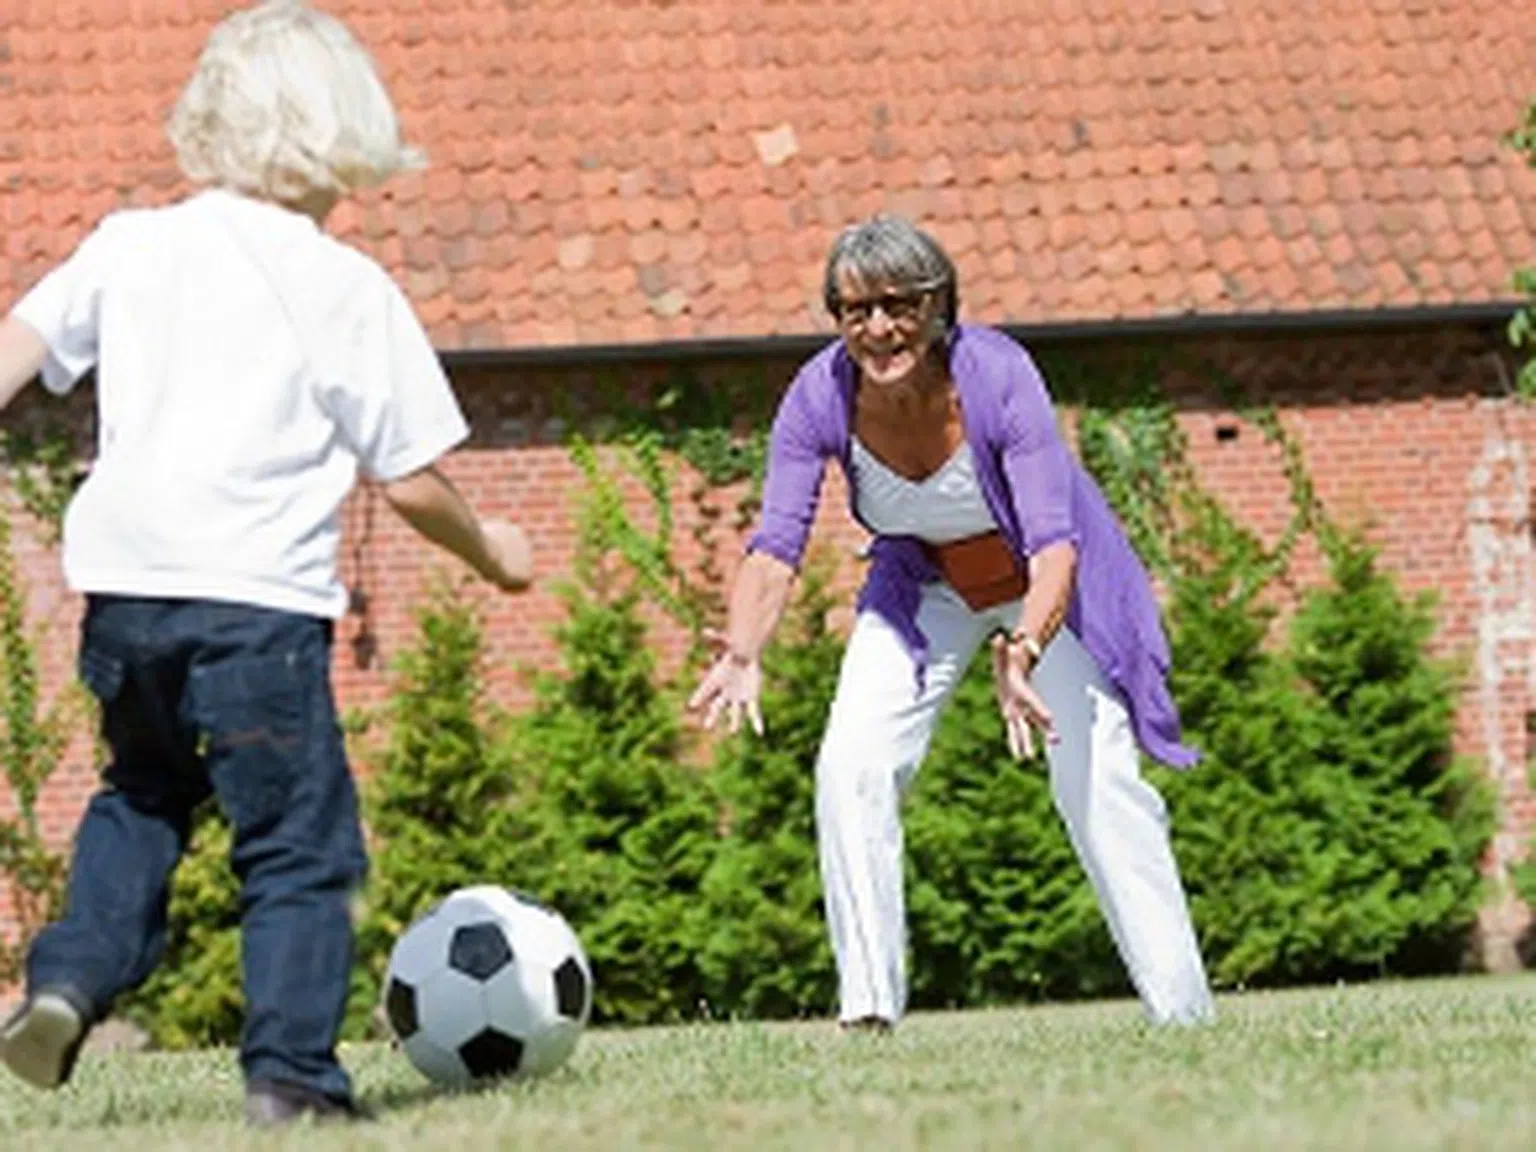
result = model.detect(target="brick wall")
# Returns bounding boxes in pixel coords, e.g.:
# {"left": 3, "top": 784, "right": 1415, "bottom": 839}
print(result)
{"left": 1, "top": 321, "right": 1531, "bottom": 967}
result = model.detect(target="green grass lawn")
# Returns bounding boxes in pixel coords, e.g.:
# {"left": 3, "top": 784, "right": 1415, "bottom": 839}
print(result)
{"left": 0, "top": 974, "right": 1531, "bottom": 1150}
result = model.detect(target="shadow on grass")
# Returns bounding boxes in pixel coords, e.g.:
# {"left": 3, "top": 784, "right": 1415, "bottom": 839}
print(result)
{"left": 362, "top": 1071, "right": 547, "bottom": 1117}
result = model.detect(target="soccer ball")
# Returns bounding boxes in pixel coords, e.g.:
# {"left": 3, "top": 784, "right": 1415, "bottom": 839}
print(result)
{"left": 381, "top": 884, "right": 593, "bottom": 1086}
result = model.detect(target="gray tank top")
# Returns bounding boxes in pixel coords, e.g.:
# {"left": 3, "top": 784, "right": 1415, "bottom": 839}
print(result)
{"left": 851, "top": 438, "right": 996, "bottom": 544}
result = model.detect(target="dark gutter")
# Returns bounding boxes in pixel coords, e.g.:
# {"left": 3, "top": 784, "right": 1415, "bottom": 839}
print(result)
{"left": 440, "top": 300, "right": 1525, "bottom": 369}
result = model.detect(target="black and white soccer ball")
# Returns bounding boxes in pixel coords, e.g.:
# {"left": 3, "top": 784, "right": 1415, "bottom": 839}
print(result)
{"left": 381, "top": 884, "right": 593, "bottom": 1086}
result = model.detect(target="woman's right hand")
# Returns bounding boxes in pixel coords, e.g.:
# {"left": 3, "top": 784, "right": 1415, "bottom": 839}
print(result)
{"left": 688, "top": 553, "right": 796, "bottom": 737}
{"left": 687, "top": 640, "right": 765, "bottom": 736}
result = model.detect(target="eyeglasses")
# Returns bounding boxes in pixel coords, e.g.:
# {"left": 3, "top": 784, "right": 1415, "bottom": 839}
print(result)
{"left": 834, "top": 290, "right": 928, "bottom": 328}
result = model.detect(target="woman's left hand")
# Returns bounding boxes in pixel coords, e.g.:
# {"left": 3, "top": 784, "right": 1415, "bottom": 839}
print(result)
{"left": 686, "top": 631, "right": 765, "bottom": 738}
{"left": 989, "top": 634, "right": 1058, "bottom": 761}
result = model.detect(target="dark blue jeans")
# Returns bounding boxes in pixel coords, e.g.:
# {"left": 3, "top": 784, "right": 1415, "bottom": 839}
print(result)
{"left": 26, "top": 595, "right": 368, "bottom": 1100}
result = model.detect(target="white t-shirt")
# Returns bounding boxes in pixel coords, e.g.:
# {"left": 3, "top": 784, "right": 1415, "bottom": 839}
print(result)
{"left": 10, "top": 188, "right": 469, "bottom": 619}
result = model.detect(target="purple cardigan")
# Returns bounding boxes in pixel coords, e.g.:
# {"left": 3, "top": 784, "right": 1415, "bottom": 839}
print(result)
{"left": 746, "top": 324, "right": 1198, "bottom": 769}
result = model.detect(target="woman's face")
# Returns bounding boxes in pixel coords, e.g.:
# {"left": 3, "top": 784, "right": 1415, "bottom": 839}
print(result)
{"left": 833, "top": 269, "right": 941, "bottom": 390}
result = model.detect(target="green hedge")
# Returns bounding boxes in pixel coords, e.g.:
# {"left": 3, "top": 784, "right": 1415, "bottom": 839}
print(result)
{"left": 117, "top": 424, "right": 1496, "bottom": 1043}
{"left": 125, "top": 531, "right": 1491, "bottom": 1043}
{"left": 1159, "top": 515, "right": 1491, "bottom": 987}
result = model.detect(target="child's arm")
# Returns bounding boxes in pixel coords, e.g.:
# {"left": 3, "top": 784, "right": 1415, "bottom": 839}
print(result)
{"left": 0, "top": 316, "right": 48, "bottom": 414}
{"left": 381, "top": 464, "right": 532, "bottom": 592}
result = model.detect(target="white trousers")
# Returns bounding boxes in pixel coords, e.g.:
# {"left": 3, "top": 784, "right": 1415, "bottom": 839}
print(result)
{"left": 815, "top": 582, "right": 1215, "bottom": 1026}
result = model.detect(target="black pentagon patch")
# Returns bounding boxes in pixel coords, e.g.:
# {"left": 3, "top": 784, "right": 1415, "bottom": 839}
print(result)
{"left": 552, "top": 957, "right": 588, "bottom": 1019}
{"left": 384, "top": 977, "right": 419, "bottom": 1038}
{"left": 448, "top": 921, "right": 514, "bottom": 981}
{"left": 459, "top": 1028, "right": 525, "bottom": 1079}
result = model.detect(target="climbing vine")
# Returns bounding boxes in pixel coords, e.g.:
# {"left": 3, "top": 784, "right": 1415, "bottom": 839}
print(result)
{"left": 0, "top": 418, "right": 87, "bottom": 983}
{"left": 1504, "top": 97, "right": 1536, "bottom": 906}
{"left": 1506, "top": 97, "right": 1536, "bottom": 399}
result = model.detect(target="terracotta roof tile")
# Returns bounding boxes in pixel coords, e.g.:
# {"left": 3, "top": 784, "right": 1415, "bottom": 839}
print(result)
{"left": 4, "top": 1, "right": 1536, "bottom": 350}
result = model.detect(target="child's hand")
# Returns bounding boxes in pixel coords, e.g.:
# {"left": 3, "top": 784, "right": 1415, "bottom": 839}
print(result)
{"left": 480, "top": 520, "right": 533, "bottom": 592}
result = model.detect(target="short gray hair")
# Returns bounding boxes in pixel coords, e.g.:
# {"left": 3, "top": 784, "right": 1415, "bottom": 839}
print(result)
{"left": 822, "top": 215, "right": 959, "bottom": 330}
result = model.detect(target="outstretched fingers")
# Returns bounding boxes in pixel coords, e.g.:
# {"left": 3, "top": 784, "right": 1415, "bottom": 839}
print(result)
{"left": 687, "top": 656, "right": 764, "bottom": 737}
{"left": 990, "top": 634, "right": 1057, "bottom": 760}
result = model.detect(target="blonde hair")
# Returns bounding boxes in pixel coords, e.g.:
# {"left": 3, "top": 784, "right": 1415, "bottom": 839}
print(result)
{"left": 167, "top": 0, "right": 424, "bottom": 203}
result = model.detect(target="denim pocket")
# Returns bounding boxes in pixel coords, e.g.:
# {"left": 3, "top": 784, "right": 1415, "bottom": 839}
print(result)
{"left": 77, "top": 646, "right": 126, "bottom": 704}
{"left": 189, "top": 651, "right": 311, "bottom": 834}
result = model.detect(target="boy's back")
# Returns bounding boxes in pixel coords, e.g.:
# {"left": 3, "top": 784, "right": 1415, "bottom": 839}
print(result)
{"left": 16, "top": 188, "right": 468, "bottom": 619}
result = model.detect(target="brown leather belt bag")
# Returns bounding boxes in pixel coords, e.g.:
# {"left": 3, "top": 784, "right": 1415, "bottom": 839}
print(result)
{"left": 924, "top": 530, "right": 1029, "bottom": 612}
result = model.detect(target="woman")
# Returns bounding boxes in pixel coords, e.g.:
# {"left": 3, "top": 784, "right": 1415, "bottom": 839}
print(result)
{"left": 0, "top": 0, "right": 530, "bottom": 1126}
{"left": 688, "top": 215, "right": 1213, "bottom": 1031}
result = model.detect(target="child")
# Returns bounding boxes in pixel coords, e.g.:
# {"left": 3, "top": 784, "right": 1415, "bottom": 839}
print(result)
{"left": 0, "top": 0, "right": 529, "bottom": 1127}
